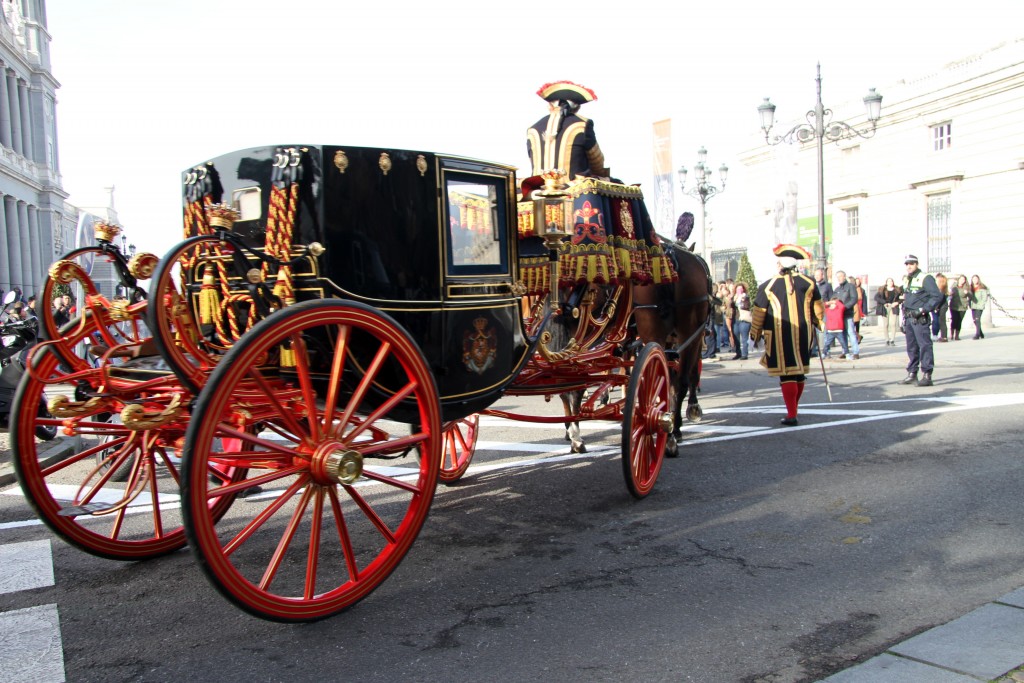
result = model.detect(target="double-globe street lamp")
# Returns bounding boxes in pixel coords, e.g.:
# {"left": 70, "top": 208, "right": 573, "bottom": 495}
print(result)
{"left": 757, "top": 63, "right": 882, "bottom": 272}
{"left": 678, "top": 146, "right": 728, "bottom": 262}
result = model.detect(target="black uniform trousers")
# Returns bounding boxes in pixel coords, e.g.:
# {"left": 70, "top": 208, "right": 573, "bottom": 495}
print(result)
{"left": 905, "top": 314, "right": 934, "bottom": 374}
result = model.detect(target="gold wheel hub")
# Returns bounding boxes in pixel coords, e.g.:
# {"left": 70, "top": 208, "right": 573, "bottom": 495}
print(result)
{"left": 310, "top": 441, "right": 363, "bottom": 485}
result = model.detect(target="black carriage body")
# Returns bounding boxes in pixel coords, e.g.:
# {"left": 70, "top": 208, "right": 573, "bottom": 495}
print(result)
{"left": 183, "top": 145, "right": 530, "bottom": 421}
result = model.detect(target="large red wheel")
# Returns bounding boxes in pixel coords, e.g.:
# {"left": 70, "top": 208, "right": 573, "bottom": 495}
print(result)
{"left": 438, "top": 414, "right": 479, "bottom": 485}
{"left": 39, "top": 246, "right": 151, "bottom": 373}
{"left": 11, "top": 347, "right": 240, "bottom": 560}
{"left": 181, "top": 299, "right": 442, "bottom": 622}
{"left": 621, "top": 342, "right": 671, "bottom": 499}
{"left": 148, "top": 235, "right": 237, "bottom": 394}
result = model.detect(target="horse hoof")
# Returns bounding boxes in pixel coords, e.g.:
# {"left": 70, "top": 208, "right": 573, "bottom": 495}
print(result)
{"left": 571, "top": 442, "right": 587, "bottom": 454}
{"left": 686, "top": 405, "right": 703, "bottom": 422}
{"left": 665, "top": 436, "right": 679, "bottom": 458}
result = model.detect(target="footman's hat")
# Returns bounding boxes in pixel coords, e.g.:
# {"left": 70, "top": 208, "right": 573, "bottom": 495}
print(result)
{"left": 773, "top": 244, "right": 812, "bottom": 260}
{"left": 904, "top": 254, "right": 919, "bottom": 264}
{"left": 537, "top": 80, "right": 598, "bottom": 104}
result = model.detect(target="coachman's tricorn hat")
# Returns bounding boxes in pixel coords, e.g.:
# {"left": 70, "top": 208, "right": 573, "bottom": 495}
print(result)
{"left": 536, "top": 80, "right": 598, "bottom": 104}
{"left": 773, "top": 244, "right": 812, "bottom": 261}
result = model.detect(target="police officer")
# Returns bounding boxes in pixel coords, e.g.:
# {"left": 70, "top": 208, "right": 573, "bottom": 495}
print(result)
{"left": 899, "top": 254, "right": 943, "bottom": 387}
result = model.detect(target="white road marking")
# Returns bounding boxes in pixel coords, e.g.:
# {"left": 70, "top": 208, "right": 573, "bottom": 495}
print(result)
{"left": 0, "top": 540, "right": 54, "bottom": 595}
{"left": 0, "top": 604, "right": 65, "bottom": 683}
{"left": 4, "top": 393, "right": 1021, "bottom": 524}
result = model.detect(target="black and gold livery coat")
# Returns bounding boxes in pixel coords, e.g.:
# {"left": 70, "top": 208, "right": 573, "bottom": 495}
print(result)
{"left": 750, "top": 271, "right": 824, "bottom": 377}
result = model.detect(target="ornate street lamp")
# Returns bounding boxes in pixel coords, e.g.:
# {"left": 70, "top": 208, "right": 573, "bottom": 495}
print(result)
{"left": 757, "top": 63, "right": 882, "bottom": 271}
{"left": 678, "top": 146, "right": 728, "bottom": 261}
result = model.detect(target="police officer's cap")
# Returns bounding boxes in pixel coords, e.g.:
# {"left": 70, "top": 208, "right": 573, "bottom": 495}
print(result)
{"left": 904, "top": 254, "right": 919, "bottom": 264}
{"left": 773, "top": 244, "right": 811, "bottom": 261}
{"left": 537, "top": 81, "right": 598, "bottom": 104}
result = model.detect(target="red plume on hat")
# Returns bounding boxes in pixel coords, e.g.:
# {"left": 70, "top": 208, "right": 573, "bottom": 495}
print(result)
{"left": 536, "top": 81, "right": 598, "bottom": 104}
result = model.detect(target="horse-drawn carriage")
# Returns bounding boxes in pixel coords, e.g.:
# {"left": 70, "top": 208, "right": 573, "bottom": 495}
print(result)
{"left": 11, "top": 144, "right": 710, "bottom": 621}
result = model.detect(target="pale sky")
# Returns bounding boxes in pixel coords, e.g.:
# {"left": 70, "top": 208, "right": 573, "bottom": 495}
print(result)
{"left": 46, "top": 0, "right": 1019, "bottom": 257}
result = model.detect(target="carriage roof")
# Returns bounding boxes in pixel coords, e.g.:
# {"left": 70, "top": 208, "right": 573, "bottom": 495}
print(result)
{"left": 182, "top": 144, "right": 521, "bottom": 305}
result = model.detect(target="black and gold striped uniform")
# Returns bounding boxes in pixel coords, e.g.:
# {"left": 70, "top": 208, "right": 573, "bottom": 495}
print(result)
{"left": 750, "top": 270, "right": 824, "bottom": 377}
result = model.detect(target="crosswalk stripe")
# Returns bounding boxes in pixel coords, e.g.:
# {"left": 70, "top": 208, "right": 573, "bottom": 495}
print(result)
{"left": 0, "top": 604, "right": 65, "bottom": 683}
{"left": 0, "top": 540, "right": 55, "bottom": 595}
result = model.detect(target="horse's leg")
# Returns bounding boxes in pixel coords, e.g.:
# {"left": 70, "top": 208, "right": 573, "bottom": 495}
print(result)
{"left": 685, "top": 343, "right": 704, "bottom": 422}
{"left": 559, "top": 390, "right": 586, "bottom": 453}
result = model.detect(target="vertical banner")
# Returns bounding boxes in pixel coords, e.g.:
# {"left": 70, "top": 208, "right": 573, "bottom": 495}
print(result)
{"left": 652, "top": 119, "right": 673, "bottom": 237}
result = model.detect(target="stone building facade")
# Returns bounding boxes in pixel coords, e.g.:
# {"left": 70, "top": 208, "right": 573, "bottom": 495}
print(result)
{"left": 733, "top": 39, "right": 1024, "bottom": 326}
{"left": 0, "top": 0, "right": 66, "bottom": 302}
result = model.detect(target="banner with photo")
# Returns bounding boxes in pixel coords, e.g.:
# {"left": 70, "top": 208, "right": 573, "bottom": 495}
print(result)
{"left": 652, "top": 119, "right": 673, "bottom": 237}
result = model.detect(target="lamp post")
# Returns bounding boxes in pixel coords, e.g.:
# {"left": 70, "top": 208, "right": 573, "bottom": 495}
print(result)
{"left": 757, "top": 63, "right": 882, "bottom": 272}
{"left": 678, "top": 146, "right": 728, "bottom": 262}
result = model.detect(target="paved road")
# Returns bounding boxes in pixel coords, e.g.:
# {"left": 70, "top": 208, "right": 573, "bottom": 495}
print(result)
{"left": 1, "top": 325, "right": 1023, "bottom": 682}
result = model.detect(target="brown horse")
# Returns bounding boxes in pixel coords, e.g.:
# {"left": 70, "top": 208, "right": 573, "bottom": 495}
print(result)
{"left": 552, "top": 242, "right": 713, "bottom": 455}
{"left": 633, "top": 243, "right": 714, "bottom": 455}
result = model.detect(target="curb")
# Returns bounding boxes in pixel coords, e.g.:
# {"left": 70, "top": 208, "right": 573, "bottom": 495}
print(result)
{"left": 0, "top": 436, "right": 79, "bottom": 489}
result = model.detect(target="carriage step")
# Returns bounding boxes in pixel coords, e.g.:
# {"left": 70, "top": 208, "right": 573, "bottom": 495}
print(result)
{"left": 58, "top": 501, "right": 118, "bottom": 516}
{"left": 664, "top": 348, "right": 680, "bottom": 362}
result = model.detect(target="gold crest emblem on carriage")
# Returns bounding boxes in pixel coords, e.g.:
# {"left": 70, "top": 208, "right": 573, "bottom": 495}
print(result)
{"left": 463, "top": 316, "right": 497, "bottom": 375}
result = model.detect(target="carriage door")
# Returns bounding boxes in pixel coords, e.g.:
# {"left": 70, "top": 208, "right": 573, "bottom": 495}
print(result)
{"left": 439, "top": 164, "right": 528, "bottom": 410}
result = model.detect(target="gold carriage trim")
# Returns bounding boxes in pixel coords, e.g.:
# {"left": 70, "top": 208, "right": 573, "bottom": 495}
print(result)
{"left": 128, "top": 252, "right": 160, "bottom": 279}
{"left": 93, "top": 222, "right": 122, "bottom": 243}
{"left": 567, "top": 177, "right": 644, "bottom": 200}
{"left": 47, "top": 394, "right": 116, "bottom": 418}
{"left": 120, "top": 394, "right": 184, "bottom": 430}
{"left": 48, "top": 259, "right": 89, "bottom": 285}
{"left": 207, "top": 203, "right": 241, "bottom": 229}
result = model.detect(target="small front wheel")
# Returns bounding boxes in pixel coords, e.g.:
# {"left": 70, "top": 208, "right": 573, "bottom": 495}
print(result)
{"left": 621, "top": 343, "right": 670, "bottom": 499}
{"left": 438, "top": 414, "right": 479, "bottom": 485}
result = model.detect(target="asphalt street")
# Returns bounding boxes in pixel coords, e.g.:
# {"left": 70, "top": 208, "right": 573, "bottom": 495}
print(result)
{"left": 1, "top": 322, "right": 1023, "bottom": 682}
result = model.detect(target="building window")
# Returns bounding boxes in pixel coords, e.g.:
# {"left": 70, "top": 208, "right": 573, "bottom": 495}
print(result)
{"left": 926, "top": 192, "right": 951, "bottom": 273}
{"left": 712, "top": 248, "right": 745, "bottom": 283}
{"left": 931, "top": 122, "right": 952, "bottom": 151}
{"left": 845, "top": 207, "right": 859, "bottom": 237}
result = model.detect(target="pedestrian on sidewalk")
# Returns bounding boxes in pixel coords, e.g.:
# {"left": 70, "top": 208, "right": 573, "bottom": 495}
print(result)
{"left": 732, "top": 283, "right": 752, "bottom": 360}
{"left": 932, "top": 272, "right": 949, "bottom": 342}
{"left": 949, "top": 274, "right": 970, "bottom": 340}
{"left": 899, "top": 254, "right": 943, "bottom": 387}
{"left": 833, "top": 270, "right": 860, "bottom": 359}
{"left": 969, "top": 274, "right": 989, "bottom": 339}
{"left": 750, "top": 244, "right": 823, "bottom": 426}
{"left": 875, "top": 278, "right": 902, "bottom": 345}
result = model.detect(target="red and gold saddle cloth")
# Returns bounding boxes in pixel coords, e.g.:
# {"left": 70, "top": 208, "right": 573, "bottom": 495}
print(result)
{"left": 517, "top": 177, "right": 676, "bottom": 296}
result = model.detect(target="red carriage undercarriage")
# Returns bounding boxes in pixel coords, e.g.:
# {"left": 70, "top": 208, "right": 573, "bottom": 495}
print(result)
{"left": 11, "top": 146, "right": 710, "bottom": 621}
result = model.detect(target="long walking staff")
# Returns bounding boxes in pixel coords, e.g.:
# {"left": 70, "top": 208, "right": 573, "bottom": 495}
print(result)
{"left": 815, "top": 328, "right": 833, "bottom": 402}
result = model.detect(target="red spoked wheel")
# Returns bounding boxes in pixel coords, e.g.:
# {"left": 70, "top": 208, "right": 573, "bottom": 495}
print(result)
{"left": 181, "top": 299, "right": 442, "bottom": 622}
{"left": 40, "top": 246, "right": 152, "bottom": 373}
{"left": 148, "top": 235, "right": 240, "bottom": 394}
{"left": 438, "top": 414, "right": 479, "bottom": 485}
{"left": 621, "top": 342, "right": 671, "bottom": 499}
{"left": 11, "top": 347, "right": 241, "bottom": 560}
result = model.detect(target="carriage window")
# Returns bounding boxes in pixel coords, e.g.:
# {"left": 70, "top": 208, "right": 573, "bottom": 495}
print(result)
{"left": 445, "top": 177, "right": 507, "bottom": 274}
{"left": 232, "top": 187, "right": 262, "bottom": 221}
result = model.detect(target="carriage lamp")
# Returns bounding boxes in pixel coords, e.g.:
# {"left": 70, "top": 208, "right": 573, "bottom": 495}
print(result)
{"left": 531, "top": 169, "right": 573, "bottom": 249}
